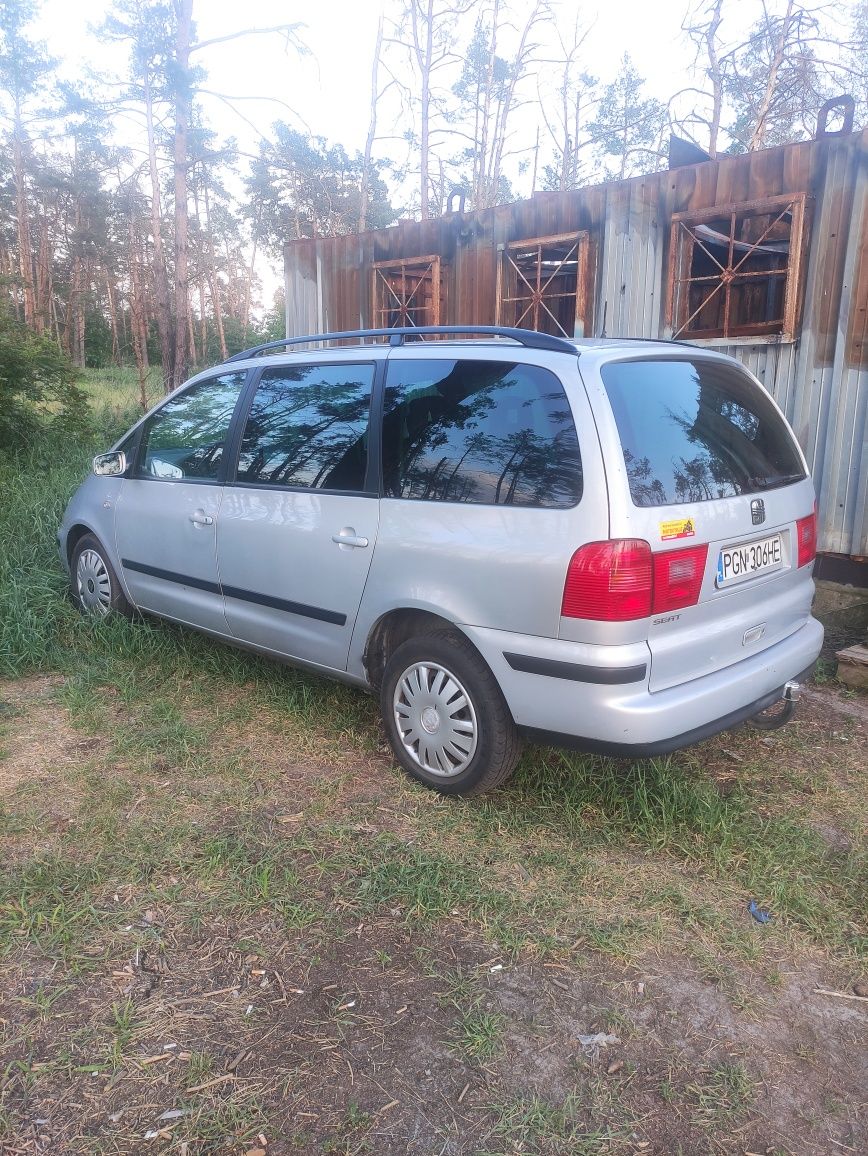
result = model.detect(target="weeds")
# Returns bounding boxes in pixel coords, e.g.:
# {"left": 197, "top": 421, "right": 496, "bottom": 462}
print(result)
{"left": 687, "top": 1061, "right": 755, "bottom": 1126}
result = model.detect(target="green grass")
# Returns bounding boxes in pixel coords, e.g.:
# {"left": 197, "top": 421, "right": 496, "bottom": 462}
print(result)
{"left": 687, "top": 1061, "right": 755, "bottom": 1126}
{"left": 82, "top": 365, "right": 162, "bottom": 420}
{"left": 484, "top": 1093, "right": 630, "bottom": 1155}
{"left": 450, "top": 1005, "right": 506, "bottom": 1062}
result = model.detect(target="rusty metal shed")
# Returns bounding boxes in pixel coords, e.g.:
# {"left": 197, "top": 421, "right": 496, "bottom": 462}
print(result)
{"left": 284, "top": 127, "right": 868, "bottom": 561}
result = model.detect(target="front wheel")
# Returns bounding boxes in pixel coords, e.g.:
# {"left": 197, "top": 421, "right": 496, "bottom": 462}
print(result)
{"left": 70, "top": 533, "right": 133, "bottom": 619}
{"left": 380, "top": 630, "right": 522, "bottom": 796}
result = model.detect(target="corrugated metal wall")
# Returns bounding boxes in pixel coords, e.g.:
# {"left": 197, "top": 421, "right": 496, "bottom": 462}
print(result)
{"left": 284, "top": 129, "right": 868, "bottom": 558}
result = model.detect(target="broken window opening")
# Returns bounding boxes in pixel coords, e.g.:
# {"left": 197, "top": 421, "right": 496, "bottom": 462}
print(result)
{"left": 373, "top": 256, "right": 442, "bottom": 329}
{"left": 497, "top": 232, "right": 589, "bottom": 339}
{"left": 668, "top": 195, "right": 806, "bottom": 341}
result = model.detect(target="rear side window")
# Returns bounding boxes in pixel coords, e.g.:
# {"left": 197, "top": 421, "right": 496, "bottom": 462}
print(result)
{"left": 381, "top": 359, "right": 582, "bottom": 507}
{"left": 236, "top": 363, "right": 373, "bottom": 491}
{"left": 601, "top": 358, "right": 805, "bottom": 507}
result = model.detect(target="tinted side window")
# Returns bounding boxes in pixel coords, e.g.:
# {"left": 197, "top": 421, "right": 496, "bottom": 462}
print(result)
{"left": 601, "top": 358, "right": 806, "bottom": 507}
{"left": 137, "top": 373, "right": 246, "bottom": 481}
{"left": 236, "top": 363, "right": 374, "bottom": 491}
{"left": 381, "top": 359, "right": 582, "bottom": 507}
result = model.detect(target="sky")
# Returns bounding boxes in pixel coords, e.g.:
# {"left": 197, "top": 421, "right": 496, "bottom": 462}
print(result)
{"left": 32, "top": 0, "right": 716, "bottom": 177}
{"left": 26, "top": 0, "right": 857, "bottom": 303}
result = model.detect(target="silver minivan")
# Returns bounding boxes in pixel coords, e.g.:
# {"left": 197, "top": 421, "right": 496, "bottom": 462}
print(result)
{"left": 59, "top": 327, "right": 823, "bottom": 794}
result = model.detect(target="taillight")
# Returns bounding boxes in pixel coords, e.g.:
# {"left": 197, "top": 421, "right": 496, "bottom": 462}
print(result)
{"left": 796, "top": 510, "right": 817, "bottom": 567}
{"left": 562, "top": 540, "right": 652, "bottom": 620}
{"left": 652, "top": 544, "right": 709, "bottom": 613}
{"left": 562, "top": 540, "right": 708, "bottom": 620}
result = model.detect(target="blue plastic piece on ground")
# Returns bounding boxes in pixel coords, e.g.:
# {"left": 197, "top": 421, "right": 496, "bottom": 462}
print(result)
{"left": 748, "top": 899, "right": 772, "bottom": 924}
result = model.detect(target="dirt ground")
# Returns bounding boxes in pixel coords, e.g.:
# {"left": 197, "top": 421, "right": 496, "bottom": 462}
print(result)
{"left": 0, "top": 674, "right": 865, "bottom": 1156}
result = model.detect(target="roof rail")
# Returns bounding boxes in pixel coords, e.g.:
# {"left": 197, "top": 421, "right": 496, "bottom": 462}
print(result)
{"left": 224, "top": 325, "right": 577, "bottom": 363}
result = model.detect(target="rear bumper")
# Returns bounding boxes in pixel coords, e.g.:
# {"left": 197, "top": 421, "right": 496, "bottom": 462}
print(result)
{"left": 462, "top": 616, "right": 824, "bottom": 755}
{"left": 521, "top": 664, "right": 816, "bottom": 756}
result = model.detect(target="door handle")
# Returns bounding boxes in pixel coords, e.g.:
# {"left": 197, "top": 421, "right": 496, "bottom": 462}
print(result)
{"left": 190, "top": 511, "right": 214, "bottom": 526}
{"left": 332, "top": 528, "right": 369, "bottom": 549}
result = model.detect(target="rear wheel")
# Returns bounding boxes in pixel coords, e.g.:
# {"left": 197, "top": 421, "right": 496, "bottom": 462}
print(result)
{"left": 70, "top": 533, "right": 133, "bottom": 619}
{"left": 380, "top": 629, "right": 522, "bottom": 796}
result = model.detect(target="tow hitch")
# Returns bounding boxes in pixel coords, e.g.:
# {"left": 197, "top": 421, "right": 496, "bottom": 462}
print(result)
{"left": 747, "top": 680, "right": 801, "bottom": 731}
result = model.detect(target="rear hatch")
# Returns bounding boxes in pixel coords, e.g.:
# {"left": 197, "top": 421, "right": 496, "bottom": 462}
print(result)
{"left": 590, "top": 353, "right": 816, "bottom": 692}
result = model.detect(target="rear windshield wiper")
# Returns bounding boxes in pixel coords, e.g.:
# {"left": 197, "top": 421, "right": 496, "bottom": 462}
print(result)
{"left": 749, "top": 472, "right": 805, "bottom": 490}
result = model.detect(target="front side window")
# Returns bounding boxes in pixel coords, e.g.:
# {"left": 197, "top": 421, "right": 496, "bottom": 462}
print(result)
{"left": 668, "top": 194, "right": 806, "bottom": 341}
{"left": 601, "top": 358, "right": 806, "bottom": 507}
{"left": 236, "top": 363, "right": 374, "bottom": 491}
{"left": 137, "top": 373, "right": 246, "bottom": 481}
{"left": 381, "top": 359, "right": 582, "bottom": 507}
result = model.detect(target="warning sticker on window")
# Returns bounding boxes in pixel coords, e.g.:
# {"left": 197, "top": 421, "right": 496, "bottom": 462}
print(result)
{"left": 660, "top": 518, "right": 696, "bottom": 541}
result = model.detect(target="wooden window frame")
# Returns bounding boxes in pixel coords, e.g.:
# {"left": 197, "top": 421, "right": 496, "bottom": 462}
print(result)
{"left": 667, "top": 193, "right": 807, "bottom": 343}
{"left": 373, "top": 256, "right": 442, "bottom": 328}
{"left": 496, "top": 231, "right": 590, "bottom": 339}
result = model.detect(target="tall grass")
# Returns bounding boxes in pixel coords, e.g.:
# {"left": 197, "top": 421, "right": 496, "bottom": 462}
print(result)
{"left": 0, "top": 372, "right": 148, "bottom": 676}
{"left": 83, "top": 365, "right": 162, "bottom": 418}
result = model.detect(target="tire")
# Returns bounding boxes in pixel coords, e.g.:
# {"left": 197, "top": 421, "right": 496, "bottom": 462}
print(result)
{"left": 70, "top": 533, "right": 133, "bottom": 619}
{"left": 380, "top": 629, "right": 522, "bottom": 796}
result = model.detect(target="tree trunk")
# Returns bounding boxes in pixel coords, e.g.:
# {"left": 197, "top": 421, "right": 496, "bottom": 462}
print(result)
{"left": 242, "top": 207, "right": 260, "bottom": 339}
{"left": 172, "top": 0, "right": 195, "bottom": 391}
{"left": 706, "top": 0, "right": 724, "bottom": 157}
{"left": 200, "top": 276, "right": 208, "bottom": 361}
{"left": 203, "top": 179, "right": 227, "bottom": 360}
{"left": 69, "top": 193, "right": 85, "bottom": 366}
{"left": 144, "top": 70, "right": 175, "bottom": 393}
{"left": 128, "top": 206, "right": 151, "bottom": 412}
{"left": 12, "top": 109, "right": 36, "bottom": 330}
{"left": 749, "top": 0, "right": 795, "bottom": 151}
{"left": 104, "top": 269, "right": 121, "bottom": 366}
{"left": 410, "top": 0, "right": 434, "bottom": 218}
{"left": 34, "top": 202, "right": 52, "bottom": 337}
{"left": 480, "top": 0, "right": 540, "bottom": 208}
{"left": 359, "top": 8, "right": 385, "bottom": 232}
{"left": 187, "top": 301, "right": 197, "bottom": 368}
{"left": 478, "top": 0, "right": 498, "bottom": 207}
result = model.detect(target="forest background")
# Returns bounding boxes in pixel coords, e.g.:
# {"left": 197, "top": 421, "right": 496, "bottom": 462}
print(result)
{"left": 0, "top": 0, "right": 866, "bottom": 433}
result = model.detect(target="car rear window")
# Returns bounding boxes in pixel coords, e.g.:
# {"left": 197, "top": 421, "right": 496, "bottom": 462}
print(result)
{"left": 600, "top": 358, "right": 806, "bottom": 507}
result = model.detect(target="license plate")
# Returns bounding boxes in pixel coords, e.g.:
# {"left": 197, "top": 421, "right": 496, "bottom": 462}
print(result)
{"left": 717, "top": 533, "right": 783, "bottom": 588}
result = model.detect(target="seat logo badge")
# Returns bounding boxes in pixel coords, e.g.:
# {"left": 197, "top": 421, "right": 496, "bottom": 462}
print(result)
{"left": 751, "top": 498, "right": 766, "bottom": 525}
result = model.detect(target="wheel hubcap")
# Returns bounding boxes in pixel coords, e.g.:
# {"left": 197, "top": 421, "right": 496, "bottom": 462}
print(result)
{"left": 76, "top": 549, "right": 112, "bottom": 616}
{"left": 393, "top": 661, "right": 478, "bottom": 777}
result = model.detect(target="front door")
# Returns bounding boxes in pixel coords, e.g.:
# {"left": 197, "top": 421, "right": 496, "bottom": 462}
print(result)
{"left": 217, "top": 361, "right": 379, "bottom": 670}
{"left": 114, "top": 371, "right": 247, "bottom": 634}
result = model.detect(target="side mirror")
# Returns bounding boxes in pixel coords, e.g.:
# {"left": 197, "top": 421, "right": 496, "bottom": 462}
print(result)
{"left": 92, "top": 451, "right": 127, "bottom": 477}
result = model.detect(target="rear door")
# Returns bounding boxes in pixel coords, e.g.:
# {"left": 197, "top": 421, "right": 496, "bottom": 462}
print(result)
{"left": 114, "top": 371, "right": 247, "bottom": 633}
{"left": 216, "top": 360, "right": 379, "bottom": 670}
{"left": 357, "top": 349, "right": 605, "bottom": 644}
{"left": 590, "top": 353, "right": 816, "bottom": 691}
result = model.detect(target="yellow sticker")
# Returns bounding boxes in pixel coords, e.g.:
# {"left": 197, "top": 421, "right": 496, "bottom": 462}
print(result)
{"left": 660, "top": 517, "right": 696, "bottom": 541}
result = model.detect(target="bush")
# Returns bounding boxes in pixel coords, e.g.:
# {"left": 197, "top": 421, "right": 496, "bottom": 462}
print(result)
{"left": 0, "top": 303, "right": 90, "bottom": 450}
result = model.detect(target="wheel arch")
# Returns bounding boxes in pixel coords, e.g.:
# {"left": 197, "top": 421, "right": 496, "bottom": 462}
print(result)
{"left": 65, "top": 522, "right": 99, "bottom": 564}
{"left": 363, "top": 607, "right": 484, "bottom": 694}
{"left": 66, "top": 523, "right": 136, "bottom": 611}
